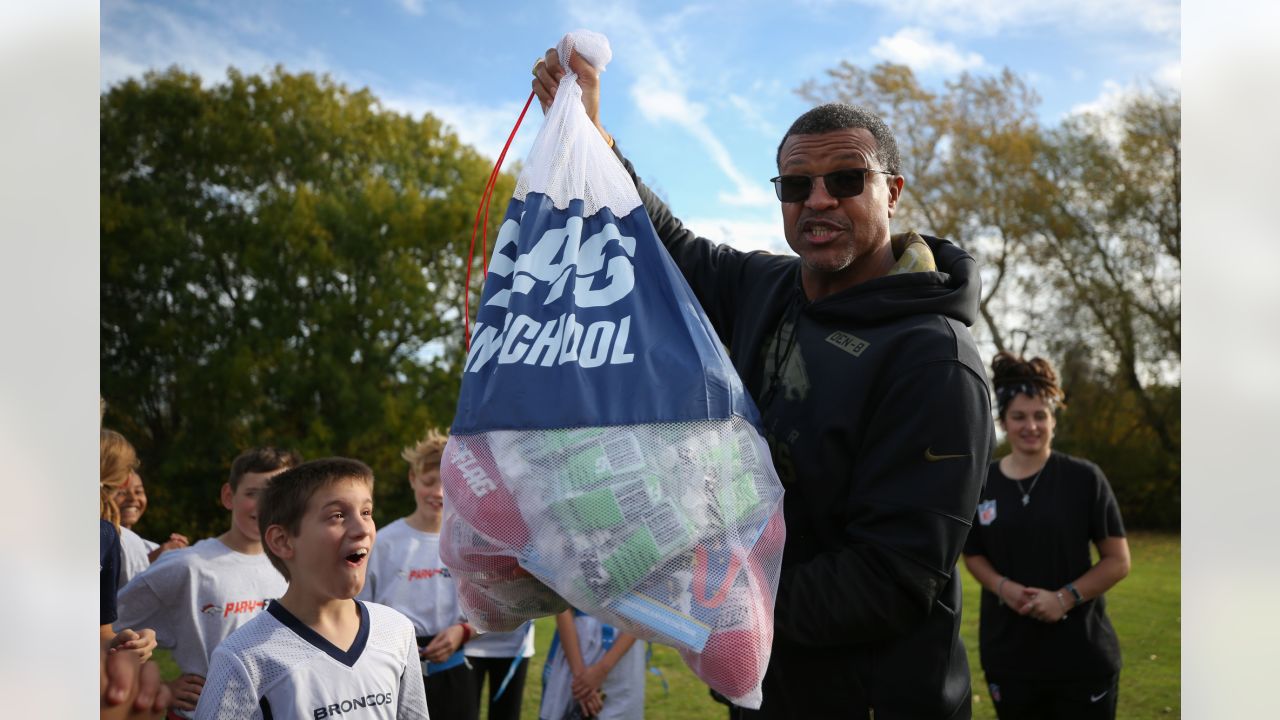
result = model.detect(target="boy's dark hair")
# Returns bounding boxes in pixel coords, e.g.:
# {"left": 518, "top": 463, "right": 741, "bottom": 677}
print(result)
{"left": 229, "top": 446, "right": 303, "bottom": 490}
{"left": 258, "top": 457, "right": 374, "bottom": 580}
{"left": 776, "top": 102, "right": 901, "bottom": 177}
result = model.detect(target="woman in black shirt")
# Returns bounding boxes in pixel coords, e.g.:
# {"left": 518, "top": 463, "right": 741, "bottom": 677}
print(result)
{"left": 962, "top": 352, "right": 1131, "bottom": 719}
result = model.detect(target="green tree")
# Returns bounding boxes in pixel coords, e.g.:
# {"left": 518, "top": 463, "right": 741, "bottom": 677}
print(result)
{"left": 101, "top": 66, "right": 515, "bottom": 537}
{"left": 1052, "top": 345, "right": 1180, "bottom": 529}
{"left": 1034, "top": 89, "right": 1181, "bottom": 462}
{"left": 1026, "top": 90, "right": 1181, "bottom": 527}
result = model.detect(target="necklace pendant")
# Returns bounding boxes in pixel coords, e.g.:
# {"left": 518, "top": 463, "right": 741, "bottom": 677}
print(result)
{"left": 1021, "top": 495, "right": 1030, "bottom": 506}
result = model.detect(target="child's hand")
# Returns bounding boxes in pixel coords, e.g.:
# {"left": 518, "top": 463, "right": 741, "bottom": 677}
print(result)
{"left": 130, "top": 660, "right": 172, "bottom": 717}
{"left": 109, "top": 628, "right": 158, "bottom": 663}
{"left": 422, "top": 624, "right": 465, "bottom": 663}
{"left": 101, "top": 646, "right": 172, "bottom": 719}
{"left": 147, "top": 533, "right": 189, "bottom": 562}
{"left": 1021, "top": 587, "right": 1068, "bottom": 623}
{"left": 576, "top": 690, "right": 603, "bottom": 718}
{"left": 168, "top": 674, "right": 205, "bottom": 712}
{"left": 571, "top": 662, "right": 608, "bottom": 700}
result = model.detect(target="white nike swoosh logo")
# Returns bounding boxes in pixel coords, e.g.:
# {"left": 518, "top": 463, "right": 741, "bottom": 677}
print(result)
{"left": 1090, "top": 691, "right": 1109, "bottom": 702}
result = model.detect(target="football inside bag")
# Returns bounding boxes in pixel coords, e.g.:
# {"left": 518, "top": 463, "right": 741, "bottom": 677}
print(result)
{"left": 440, "top": 30, "right": 785, "bottom": 708}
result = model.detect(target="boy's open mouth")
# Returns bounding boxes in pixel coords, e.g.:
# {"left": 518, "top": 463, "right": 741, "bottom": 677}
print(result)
{"left": 345, "top": 548, "right": 369, "bottom": 565}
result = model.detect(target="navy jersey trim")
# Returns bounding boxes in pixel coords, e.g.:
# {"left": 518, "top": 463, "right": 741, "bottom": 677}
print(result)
{"left": 267, "top": 599, "right": 371, "bottom": 668}
{"left": 259, "top": 695, "right": 273, "bottom": 719}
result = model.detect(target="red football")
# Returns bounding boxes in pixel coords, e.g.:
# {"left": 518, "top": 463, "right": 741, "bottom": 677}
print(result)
{"left": 441, "top": 435, "right": 530, "bottom": 548}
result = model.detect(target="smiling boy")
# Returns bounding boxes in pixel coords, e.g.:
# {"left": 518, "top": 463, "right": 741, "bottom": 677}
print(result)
{"left": 195, "top": 457, "right": 429, "bottom": 719}
{"left": 360, "top": 430, "right": 476, "bottom": 720}
{"left": 116, "top": 447, "right": 299, "bottom": 717}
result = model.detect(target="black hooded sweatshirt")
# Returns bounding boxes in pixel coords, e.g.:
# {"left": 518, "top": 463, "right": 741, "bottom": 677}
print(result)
{"left": 616, "top": 148, "right": 993, "bottom": 719}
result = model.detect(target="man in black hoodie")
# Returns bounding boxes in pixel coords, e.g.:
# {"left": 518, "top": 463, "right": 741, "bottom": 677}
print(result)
{"left": 534, "top": 52, "right": 993, "bottom": 720}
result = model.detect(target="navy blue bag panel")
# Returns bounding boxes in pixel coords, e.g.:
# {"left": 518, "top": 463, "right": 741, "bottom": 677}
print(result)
{"left": 452, "top": 192, "right": 759, "bottom": 434}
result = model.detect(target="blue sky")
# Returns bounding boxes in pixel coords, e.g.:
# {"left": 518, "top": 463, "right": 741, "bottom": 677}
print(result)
{"left": 101, "top": 0, "right": 1180, "bottom": 253}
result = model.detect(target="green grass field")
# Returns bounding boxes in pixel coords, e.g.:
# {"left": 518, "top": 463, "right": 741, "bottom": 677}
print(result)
{"left": 153, "top": 532, "right": 1179, "bottom": 718}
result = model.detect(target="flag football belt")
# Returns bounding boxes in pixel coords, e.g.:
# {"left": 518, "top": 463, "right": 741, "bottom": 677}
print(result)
{"left": 417, "top": 635, "right": 467, "bottom": 676}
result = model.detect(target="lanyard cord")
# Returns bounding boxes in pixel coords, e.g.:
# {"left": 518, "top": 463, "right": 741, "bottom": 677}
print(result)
{"left": 759, "top": 297, "right": 803, "bottom": 409}
{"left": 465, "top": 90, "right": 536, "bottom": 353}
{"left": 691, "top": 544, "right": 743, "bottom": 608}
{"left": 490, "top": 621, "right": 534, "bottom": 701}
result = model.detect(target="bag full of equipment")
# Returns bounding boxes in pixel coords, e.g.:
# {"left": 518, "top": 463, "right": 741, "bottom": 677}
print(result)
{"left": 440, "top": 30, "right": 784, "bottom": 708}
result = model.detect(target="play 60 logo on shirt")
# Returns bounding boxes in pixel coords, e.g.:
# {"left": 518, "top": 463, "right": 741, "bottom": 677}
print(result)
{"left": 466, "top": 196, "right": 639, "bottom": 374}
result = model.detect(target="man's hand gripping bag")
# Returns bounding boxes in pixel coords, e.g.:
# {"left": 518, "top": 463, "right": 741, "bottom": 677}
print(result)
{"left": 439, "top": 30, "right": 785, "bottom": 708}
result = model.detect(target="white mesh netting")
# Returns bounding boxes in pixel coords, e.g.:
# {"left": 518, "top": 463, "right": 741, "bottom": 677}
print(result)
{"left": 440, "top": 417, "right": 784, "bottom": 707}
{"left": 512, "top": 30, "right": 639, "bottom": 218}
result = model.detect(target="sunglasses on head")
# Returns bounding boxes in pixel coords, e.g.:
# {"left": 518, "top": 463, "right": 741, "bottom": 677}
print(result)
{"left": 769, "top": 168, "right": 894, "bottom": 203}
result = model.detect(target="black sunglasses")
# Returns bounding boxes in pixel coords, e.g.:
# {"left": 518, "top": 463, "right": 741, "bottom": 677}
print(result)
{"left": 769, "top": 168, "right": 894, "bottom": 203}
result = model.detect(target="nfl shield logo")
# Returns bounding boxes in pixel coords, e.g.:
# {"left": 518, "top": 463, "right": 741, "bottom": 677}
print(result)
{"left": 978, "top": 499, "right": 997, "bottom": 526}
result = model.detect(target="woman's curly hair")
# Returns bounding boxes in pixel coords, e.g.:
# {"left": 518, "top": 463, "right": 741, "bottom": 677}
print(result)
{"left": 991, "top": 351, "right": 1066, "bottom": 420}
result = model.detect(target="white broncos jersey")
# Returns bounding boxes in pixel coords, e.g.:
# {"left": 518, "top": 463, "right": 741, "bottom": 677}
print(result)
{"left": 194, "top": 600, "right": 429, "bottom": 720}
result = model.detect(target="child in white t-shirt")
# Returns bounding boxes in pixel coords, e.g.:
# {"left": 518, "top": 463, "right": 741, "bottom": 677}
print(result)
{"left": 114, "top": 469, "right": 189, "bottom": 587}
{"left": 540, "top": 609, "right": 644, "bottom": 720}
{"left": 115, "top": 446, "right": 300, "bottom": 717}
{"left": 466, "top": 622, "right": 535, "bottom": 720}
{"left": 195, "top": 457, "right": 428, "bottom": 720}
{"left": 361, "top": 429, "right": 477, "bottom": 720}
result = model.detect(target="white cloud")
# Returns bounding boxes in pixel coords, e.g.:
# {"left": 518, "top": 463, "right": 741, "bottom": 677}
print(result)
{"left": 565, "top": 0, "right": 775, "bottom": 209}
{"left": 728, "top": 93, "right": 781, "bottom": 137}
{"left": 829, "top": 0, "right": 1179, "bottom": 38}
{"left": 379, "top": 91, "right": 539, "bottom": 164}
{"left": 870, "top": 27, "right": 985, "bottom": 75}
{"left": 100, "top": 53, "right": 149, "bottom": 88}
{"left": 100, "top": 1, "right": 524, "bottom": 162}
{"left": 1062, "top": 54, "right": 1180, "bottom": 122}
{"left": 1065, "top": 71, "right": 1180, "bottom": 147}
{"left": 1156, "top": 60, "right": 1181, "bottom": 90}
{"left": 631, "top": 78, "right": 706, "bottom": 124}
{"left": 1065, "top": 80, "right": 1152, "bottom": 147}
{"left": 654, "top": 3, "right": 714, "bottom": 35}
{"left": 683, "top": 216, "right": 789, "bottom": 254}
{"left": 1069, "top": 79, "right": 1133, "bottom": 117}
{"left": 398, "top": 0, "right": 426, "bottom": 15}
{"left": 101, "top": 1, "right": 298, "bottom": 89}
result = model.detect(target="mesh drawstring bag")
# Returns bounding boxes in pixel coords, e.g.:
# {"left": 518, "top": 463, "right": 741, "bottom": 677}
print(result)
{"left": 440, "top": 30, "right": 784, "bottom": 708}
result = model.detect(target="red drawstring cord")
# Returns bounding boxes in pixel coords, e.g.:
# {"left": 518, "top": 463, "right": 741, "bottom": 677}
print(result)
{"left": 465, "top": 89, "right": 537, "bottom": 353}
